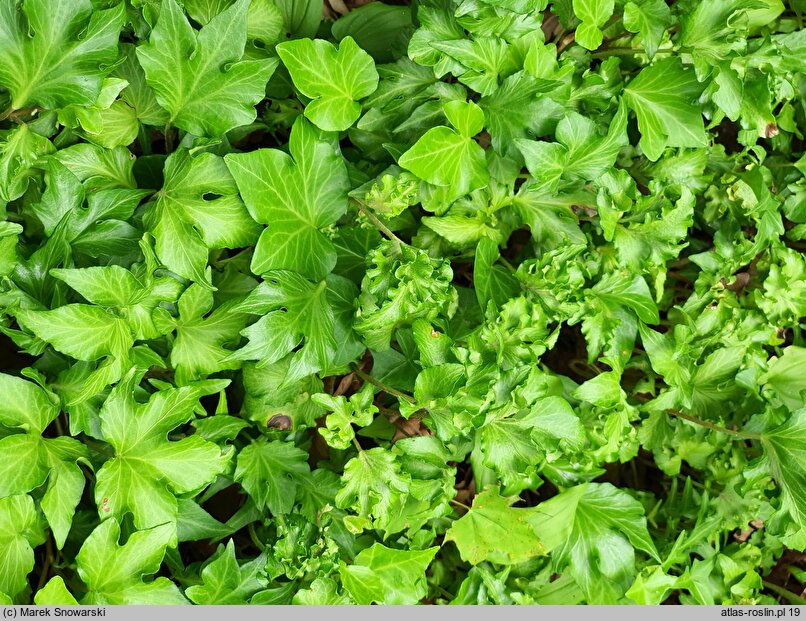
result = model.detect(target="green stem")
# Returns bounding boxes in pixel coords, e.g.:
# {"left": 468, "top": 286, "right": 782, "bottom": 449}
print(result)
{"left": 352, "top": 436, "right": 363, "bottom": 452}
{"left": 138, "top": 124, "right": 152, "bottom": 156}
{"left": 0, "top": 106, "right": 13, "bottom": 122}
{"left": 763, "top": 580, "right": 806, "bottom": 605}
{"left": 351, "top": 364, "right": 416, "bottom": 404}
{"left": 163, "top": 123, "right": 173, "bottom": 153}
{"left": 352, "top": 199, "right": 405, "bottom": 247}
{"left": 248, "top": 522, "right": 265, "bottom": 552}
{"left": 592, "top": 47, "right": 676, "bottom": 58}
{"left": 665, "top": 409, "right": 761, "bottom": 440}
{"left": 450, "top": 498, "right": 471, "bottom": 511}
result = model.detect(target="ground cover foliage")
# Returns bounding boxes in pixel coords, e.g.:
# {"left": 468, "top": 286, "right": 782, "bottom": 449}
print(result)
{"left": 1, "top": 0, "right": 806, "bottom": 606}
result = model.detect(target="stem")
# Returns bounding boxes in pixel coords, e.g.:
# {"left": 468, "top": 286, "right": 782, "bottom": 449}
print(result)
{"left": 592, "top": 47, "right": 676, "bottom": 58}
{"left": 0, "top": 106, "right": 13, "bottom": 122}
{"left": 763, "top": 580, "right": 806, "bottom": 605}
{"left": 450, "top": 498, "right": 471, "bottom": 511}
{"left": 352, "top": 199, "right": 405, "bottom": 247}
{"left": 138, "top": 124, "right": 152, "bottom": 156}
{"left": 247, "top": 522, "right": 265, "bottom": 552}
{"left": 352, "top": 436, "right": 363, "bottom": 452}
{"left": 163, "top": 124, "right": 173, "bottom": 153}
{"left": 351, "top": 364, "right": 415, "bottom": 404}
{"left": 665, "top": 409, "right": 761, "bottom": 440}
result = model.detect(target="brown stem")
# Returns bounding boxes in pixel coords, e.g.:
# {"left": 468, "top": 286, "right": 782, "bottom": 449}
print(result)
{"left": 665, "top": 409, "right": 760, "bottom": 440}
{"left": 351, "top": 364, "right": 415, "bottom": 404}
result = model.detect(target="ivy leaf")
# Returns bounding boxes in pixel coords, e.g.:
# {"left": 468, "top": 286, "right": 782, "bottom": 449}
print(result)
{"left": 136, "top": 0, "right": 277, "bottom": 136}
{"left": 339, "top": 542, "right": 438, "bottom": 604}
{"left": 147, "top": 149, "right": 261, "bottom": 285}
{"left": 760, "top": 346, "right": 806, "bottom": 411}
{"left": 94, "top": 374, "right": 232, "bottom": 540}
{"left": 623, "top": 58, "right": 707, "bottom": 161}
{"left": 516, "top": 101, "right": 627, "bottom": 192}
{"left": 623, "top": 0, "right": 671, "bottom": 58}
{"left": 233, "top": 439, "right": 310, "bottom": 515}
{"left": 398, "top": 101, "right": 489, "bottom": 201}
{"left": 0, "top": 0, "right": 125, "bottom": 111}
{"left": 277, "top": 35, "right": 379, "bottom": 131}
{"left": 77, "top": 520, "right": 188, "bottom": 604}
{"left": 153, "top": 284, "right": 247, "bottom": 384}
{"left": 34, "top": 577, "right": 79, "bottom": 606}
{"left": 227, "top": 271, "right": 337, "bottom": 385}
{"left": 186, "top": 540, "right": 268, "bottom": 604}
{"left": 445, "top": 488, "right": 546, "bottom": 565}
{"left": 761, "top": 409, "right": 806, "bottom": 533}
{"left": 225, "top": 117, "right": 350, "bottom": 280}
{"left": 0, "top": 495, "right": 46, "bottom": 598}
{"left": 573, "top": 0, "right": 615, "bottom": 50}
{"left": 530, "top": 483, "right": 660, "bottom": 602}
{"left": 15, "top": 305, "right": 132, "bottom": 363}
{"left": 335, "top": 447, "right": 411, "bottom": 532}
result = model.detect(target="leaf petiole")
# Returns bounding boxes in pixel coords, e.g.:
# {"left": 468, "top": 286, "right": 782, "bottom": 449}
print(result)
{"left": 351, "top": 364, "right": 415, "bottom": 404}
{"left": 665, "top": 409, "right": 761, "bottom": 440}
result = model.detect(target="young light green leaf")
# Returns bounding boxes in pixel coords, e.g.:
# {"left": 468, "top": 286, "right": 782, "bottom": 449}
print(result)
{"left": 224, "top": 117, "right": 350, "bottom": 280}
{"left": 623, "top": 58, "right": 707, "bottom": 161}
{"left": 339, "top": 542, "right": 438, "bottom": 605}
{"left": 623, "top": 0, "right": 671, "bottom": 58}
{"left": 0, "top": 495, "right": 46, "bottom": 598}
{"left": 573, "top": 0, "right": 615, "bottom": 50}
{"left": 0, "top": 0, "right": 125, "bottom": 110}
{"left": 77, "top": 520, "right": 188, "bottom": 604}
{"left": 760, "top": 346, "right": 806, "bottom": 411}
{"left": 761, "top": 410, "right": 806, "bottom": 535}
{"left": 186, "top": 540, "right": 267, "bottom": 604}
{"left": 94, "top": 375, "right": 232, "bottom": 539}
{"left": 398, "top": 114, "right": 489, "bottom": 201}
{"left": 530, "top": 483, "right": 660, "bottom": 602}
{"left": 517, "top": 102, "right": 627, "bottom": 191}
{"left": 233, "top": 439, "right": 310, "bottom": 515}
{"left": 34, "top": 576, "right": 79, "bottom": 606}
{"left": 136, "top": 0, "right": 277, "bottom": 136}
{"left": 277, "top": 35, "right": 379, "bottom": 131}
{"left": 445, "top": 488, "right": 546, "bottom": 565}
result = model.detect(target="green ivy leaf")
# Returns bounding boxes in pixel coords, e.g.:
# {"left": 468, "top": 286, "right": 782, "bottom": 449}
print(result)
{"left": 227, "top": 271, "right": 337, "bottom": 385}
{"left": 233, "top": 439, "right": 310, "bottom": 515}
{"left": 146, "top": 149, "right": 261, "bottom": 285}
{"left": 77, "top": 520, "right": 188, "bottom": 604}
{"left": 186, "top": 540, "right": 268, "bottom": 604}
{"left": 0, "top": 495, "right": 46, "bottom": 598}
{"left": 0, "top": 0, "right": 125, "bottom": 110}
{"left": 445, "top": 488, "right": 546, "bottom": 565}
{"left": 136, "top": 0, "right": 277, "bottom": 136}
{"left": 277, "top": 35, "right": 379, "bottom": 131}
{"left": 530, "top": 483, "right": 660, "bottom": 602}
{"left": 94, "top": 374, "right": 232, "bottom": 540}
{"left": 339, "top": 542, "right": 438, "bottom": 604}
{"left": 225, "top": 117, "right": 350, "bottom": 280}
{"left": 623, "top": 58, "right": 707, "bottom": 161}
